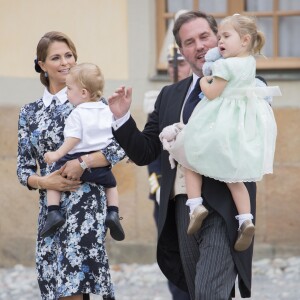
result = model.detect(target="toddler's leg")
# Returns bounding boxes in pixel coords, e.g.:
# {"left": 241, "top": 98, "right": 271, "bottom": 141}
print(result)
{"left": 185, "top": 168, "right": 208, "bottom": 235}
{"left": 40, "top": 190, "right": 65, "bottom": 238}
{"left": 105, "top": 187, "right": 125, "bottom": 241}
{"left": 227, "top": 182, "right": 255, "bottom": 251}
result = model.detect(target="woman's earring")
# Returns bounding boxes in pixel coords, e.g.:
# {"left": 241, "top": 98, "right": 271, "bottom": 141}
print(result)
{"left": 44, "top": 71, "right": 48, "bottom": 78}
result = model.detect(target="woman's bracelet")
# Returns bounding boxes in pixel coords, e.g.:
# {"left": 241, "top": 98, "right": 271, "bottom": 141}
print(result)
{"left": 78, "top": 156, "right": 88, "bottom": 170}
{"left": 36, "top": 176, "right": 43, "bottom": 190}
{"left": 84, "top": 154, "right": 91, "bottom": 168}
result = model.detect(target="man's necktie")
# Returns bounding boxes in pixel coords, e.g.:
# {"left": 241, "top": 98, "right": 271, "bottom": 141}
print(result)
{"left": 182, "top": 78, "right": 202, "bottom": 124}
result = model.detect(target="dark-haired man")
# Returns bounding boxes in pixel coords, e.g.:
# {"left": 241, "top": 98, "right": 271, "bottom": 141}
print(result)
{"left": 109, "top": 11, "right": 256, "bottom": 299}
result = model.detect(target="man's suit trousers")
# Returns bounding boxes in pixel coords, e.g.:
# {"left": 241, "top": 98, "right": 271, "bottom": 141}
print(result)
{"left": 174, "top": 194, "right": 237, "bottom": 300}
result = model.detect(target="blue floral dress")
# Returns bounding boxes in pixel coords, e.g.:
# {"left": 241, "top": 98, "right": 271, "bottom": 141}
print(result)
{"left": 17, "top": 96, "right": 125, "bottom": 300}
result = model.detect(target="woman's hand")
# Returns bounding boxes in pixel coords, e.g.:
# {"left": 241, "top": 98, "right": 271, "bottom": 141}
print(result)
{"left": 61, "top": 159, "right": 84, "bottom": 181}
{"left": 40, "top": 168, "right": 81, "bottom": 192}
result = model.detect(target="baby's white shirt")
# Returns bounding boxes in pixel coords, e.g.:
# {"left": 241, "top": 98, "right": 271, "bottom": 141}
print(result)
{"left": 64, "top": 101, "right": 114, "bottom": 154}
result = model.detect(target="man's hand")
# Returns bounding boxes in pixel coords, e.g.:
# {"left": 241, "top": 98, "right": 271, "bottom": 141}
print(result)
{"left": 108, "top": 86, "right": 133, "bottom": 119}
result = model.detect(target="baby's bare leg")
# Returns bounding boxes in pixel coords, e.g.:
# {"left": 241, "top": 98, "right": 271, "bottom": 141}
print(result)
{"left": 47, "top": 189, "right": 61, "bottom": 206}
{"left": 185, "top": 168, "right": 202, "bottom": 199}
{"left": 226, "top": 182, "right": 250, "bottom": 214}
{"left": 106, "top": 187, "right": 119, "bottom": 207}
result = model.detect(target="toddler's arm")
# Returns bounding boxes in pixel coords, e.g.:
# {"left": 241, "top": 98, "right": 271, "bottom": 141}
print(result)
{"left": 200, "top": 76, "right": 227, "bottom": 100}
{"left": 44, "top": 137, "right": 80, "bottom": 164}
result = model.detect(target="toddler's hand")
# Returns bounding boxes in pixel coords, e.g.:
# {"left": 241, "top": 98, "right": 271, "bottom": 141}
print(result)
{"left": 44, "top": 151, "right": 59, "bottom": 164}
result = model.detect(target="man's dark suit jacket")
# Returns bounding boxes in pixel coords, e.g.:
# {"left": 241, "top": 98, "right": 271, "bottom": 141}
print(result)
{"left": 113, "top": 76, "right": 256, "bottom": 298}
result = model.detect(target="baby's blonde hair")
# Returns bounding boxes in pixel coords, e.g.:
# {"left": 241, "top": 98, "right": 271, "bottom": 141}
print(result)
{"left": 221, "top": 14, "right": 265, "bottom": 55}
{"left": 69, "top": 63, "right": 104, "bottom": 101}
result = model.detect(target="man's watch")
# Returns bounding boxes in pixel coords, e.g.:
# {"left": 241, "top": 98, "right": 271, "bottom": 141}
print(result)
{"left": 78, "top": 156, "right": 88, "bottom": 170}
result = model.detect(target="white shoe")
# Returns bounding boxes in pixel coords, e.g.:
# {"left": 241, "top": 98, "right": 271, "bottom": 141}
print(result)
{"left": 234, "top": 220, "right": 255, "bottom": 251}
{"left": 187, "top": 205, "right": 209, "bottom": 235}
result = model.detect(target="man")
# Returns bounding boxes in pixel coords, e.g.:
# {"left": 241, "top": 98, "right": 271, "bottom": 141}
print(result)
{"left": 144, "top": 44, "right": 191, "bottom": 300}
{"left": 109, "top": 11, "right": 256, "bottom": 299}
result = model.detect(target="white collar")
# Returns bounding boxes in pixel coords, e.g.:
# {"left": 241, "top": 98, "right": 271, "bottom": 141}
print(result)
{"left": 76, "top": 101, "right": 107, "bottom": 109}
{"left": 42, "top": 87, "right": 68, "bottom": 107}
{"left": 191, "top": 73, "right": 200, "bottom": 89}
{"left": 187, "top": 74, "right": 200, "bottom": 96}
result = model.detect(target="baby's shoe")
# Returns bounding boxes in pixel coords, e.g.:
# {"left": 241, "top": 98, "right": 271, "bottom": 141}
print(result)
{"left": 105, "top": 211, "right": 125, "bottom": 241}
{"left": 41, "top": 210, "right": 65, "bottom": 238}
{"left": 234, "top": 220, "right": 255, "bottom": 251}
{"left": 187, "top": 205, "right": 209, "bottom": 235}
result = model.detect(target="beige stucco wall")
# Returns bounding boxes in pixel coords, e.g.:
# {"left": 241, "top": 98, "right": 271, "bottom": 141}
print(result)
{"left": 0, "top": 0, "right": 129, "bottom": 80}
{"left": 0, "top": 0, "right": 300, "bottom": 267}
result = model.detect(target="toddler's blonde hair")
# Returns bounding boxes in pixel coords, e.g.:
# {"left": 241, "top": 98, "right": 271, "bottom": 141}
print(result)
{"left": 221, "top": 14, "right": 265, "bottom": 55}
{"left": 69, "top": 63, "right": 104, "bottom": 101}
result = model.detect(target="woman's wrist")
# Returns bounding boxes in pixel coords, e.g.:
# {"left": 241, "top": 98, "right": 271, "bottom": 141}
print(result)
{"left": 82, "top": 152, "right": 108, "bottom": 168}
{"left": 82, "top": 154, "right": 92, "bottom": 168}
{"left": 78, "top": 156, "right": 89, "bottom": 170}
{"left": 36, "top": 175, "right": 45, "bottom": 190}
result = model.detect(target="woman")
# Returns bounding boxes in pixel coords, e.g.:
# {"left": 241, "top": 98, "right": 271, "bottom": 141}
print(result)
{"left": 17, "top": 31, "right": 125, "bottom": 300}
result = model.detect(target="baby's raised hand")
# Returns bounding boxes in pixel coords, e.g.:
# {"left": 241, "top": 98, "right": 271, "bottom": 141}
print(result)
{"left": 44, "top": 151, "right": 59, "bottom": 164}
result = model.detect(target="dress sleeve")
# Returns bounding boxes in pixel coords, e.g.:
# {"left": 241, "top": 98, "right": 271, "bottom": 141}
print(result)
{"left": 101, "top": 138, "right": 126, "bottom": 166}
{"left": 212, "top": 59, "right": 231, "bottom": 81}
{"left": 17, "top": 105, "right": 38, "bottom": 189}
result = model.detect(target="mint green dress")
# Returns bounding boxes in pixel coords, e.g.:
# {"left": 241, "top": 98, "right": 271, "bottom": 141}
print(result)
{"left": 173, "top": 56, "right": 278, "bottom": 182}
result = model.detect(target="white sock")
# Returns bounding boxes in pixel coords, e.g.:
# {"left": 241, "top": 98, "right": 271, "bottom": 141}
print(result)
{"left": 186, "top": 197, "right": 203, "bottom": 215}
{"left": 235, "top": 213, "right": 253, "bottom": 228}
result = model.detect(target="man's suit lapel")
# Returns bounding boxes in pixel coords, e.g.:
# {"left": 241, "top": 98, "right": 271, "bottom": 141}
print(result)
{"left": 164, "top": 77, "right": 192, "bottom": 126}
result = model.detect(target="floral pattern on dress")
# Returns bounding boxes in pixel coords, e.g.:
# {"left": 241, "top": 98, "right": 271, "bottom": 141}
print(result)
{"left": 17, "top": 97, "right": 125, "bottom": 300}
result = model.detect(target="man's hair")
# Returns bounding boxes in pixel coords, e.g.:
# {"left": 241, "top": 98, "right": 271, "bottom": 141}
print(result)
{"left": 173, "top": 11, "right": 218, "bottom": 48}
